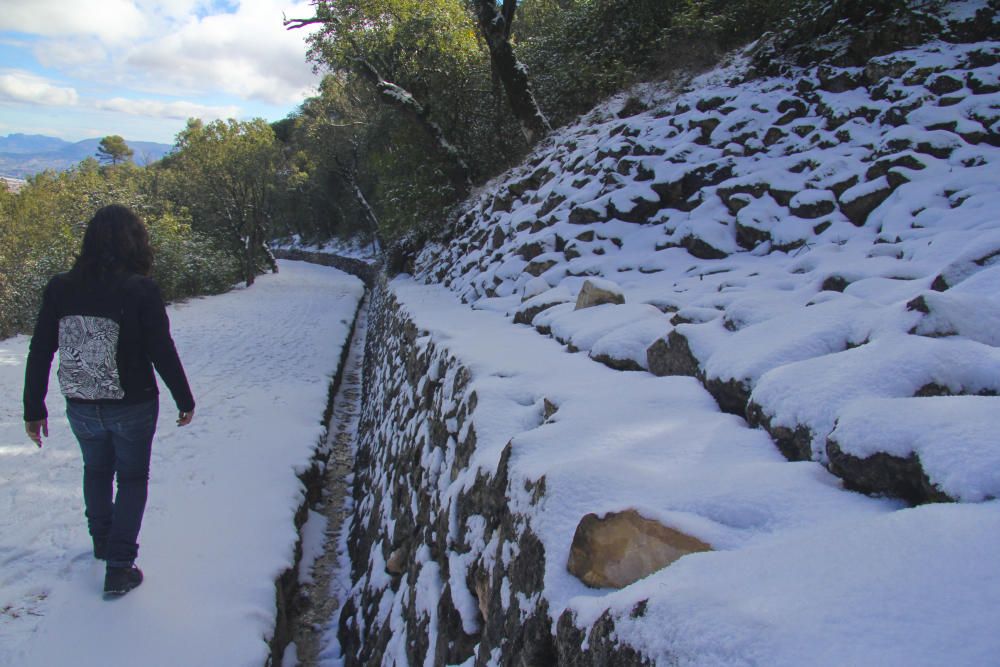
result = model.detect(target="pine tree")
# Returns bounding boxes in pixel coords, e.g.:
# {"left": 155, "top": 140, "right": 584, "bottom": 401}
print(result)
{"left": 96, "top": 135, "right": 134, "bottom": 165}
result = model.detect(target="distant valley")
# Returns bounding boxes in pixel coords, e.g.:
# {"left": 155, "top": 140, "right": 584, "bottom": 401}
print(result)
{"left": 0, "top": 133, "right": 173, "bottom": 179}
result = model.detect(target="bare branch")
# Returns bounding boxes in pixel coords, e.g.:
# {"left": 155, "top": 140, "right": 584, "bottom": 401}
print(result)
{"left": 284, "top": 16, "right": 329, "bottom": 31}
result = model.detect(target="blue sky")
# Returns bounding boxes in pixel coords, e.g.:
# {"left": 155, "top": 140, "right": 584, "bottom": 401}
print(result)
{"left": 0, "top": 0, "right": 323, "bottom": 145}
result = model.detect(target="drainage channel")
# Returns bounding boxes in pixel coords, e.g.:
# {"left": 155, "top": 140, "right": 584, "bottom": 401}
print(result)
{"left": 284, "top": 293, "right": 369, "bottom": 666}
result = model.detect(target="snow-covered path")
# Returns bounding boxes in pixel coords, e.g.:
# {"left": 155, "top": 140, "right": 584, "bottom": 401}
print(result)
{"left": 0, "top": 261, "right": 364, "bottom": 667}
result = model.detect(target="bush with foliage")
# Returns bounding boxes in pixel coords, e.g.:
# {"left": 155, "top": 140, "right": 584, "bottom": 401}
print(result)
{"left": 517, "top": 0, "right": 797, "bottom": 125}
{"left": 0, "top": 161, "right": 239, "bottom": 340}
{"left": 282, "top": 0, "right": 802, "bottom": 246}
{"left": 146, "top": 210, "right": 241, "bottom": 302}
{"left": 288, "top": 0, "right": 528, "bottom": 243}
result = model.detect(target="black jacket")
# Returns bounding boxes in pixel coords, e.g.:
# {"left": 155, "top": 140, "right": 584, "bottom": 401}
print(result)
{"left": 23, "top": 271, "right": 195, "bottom": 422}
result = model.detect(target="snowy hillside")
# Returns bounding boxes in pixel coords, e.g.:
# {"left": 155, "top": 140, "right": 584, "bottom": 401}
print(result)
{"left": 322, "top": 1, "right": 1000, "bottom": 663}
{"left": 339, "top": 277, "right": 999, "bottom": 665}
{"left": 414, "top": 0, "right": 1000, "bottom": 505}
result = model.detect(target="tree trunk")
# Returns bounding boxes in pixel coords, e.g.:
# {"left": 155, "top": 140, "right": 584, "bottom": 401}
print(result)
{"left": 473, "top": 0, "right": 550, "bottom": 145}
{"left": 351, "top": 182, "right": 382, "bottom": 258}
{"left": 262, "top": 238, "right": 279, "bottom": 273}
{"left": 335, "top": 151, "right": 384, "bottom": 257}
{"left": 244, "top": 237, "right": 256, "bottom": 287}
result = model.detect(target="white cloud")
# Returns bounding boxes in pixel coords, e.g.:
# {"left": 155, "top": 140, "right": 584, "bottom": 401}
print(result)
{"left": 136, "top": 0, "right": 204, "bottom": 22}
{"left": 8, "top": 1, "right": 321, "bottom": 105}
{"left": 95, "top": 96, "right": 240, "bottom": 121}
{"left": 0, "top": 0, "right": 146, "bottom": 44}
{"left": 0, "top": 71, "right": 79, "bottom": 106}
{"left": 33, "top": 38, "right": 109, "bottom": 69}
{"left": 0, "top": 36, "right": 32, "bottom": 48}
{"left": 1, "top": 1, "right": 321, "bottom": 141}
{"left": 123, "top": 1, "right": 320, "bottom": 104}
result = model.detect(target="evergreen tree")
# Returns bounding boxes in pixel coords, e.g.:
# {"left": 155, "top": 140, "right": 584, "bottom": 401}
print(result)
{"left": 164, "top": 118, "right": 282, "bottom": 286}
{"left": 96, "top": 135, "right": 134, "bottom": 165}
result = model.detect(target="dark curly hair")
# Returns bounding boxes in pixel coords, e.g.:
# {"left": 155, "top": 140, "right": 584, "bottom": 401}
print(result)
{"left": 69, "top": 204, "right": 153, "bottom": 282}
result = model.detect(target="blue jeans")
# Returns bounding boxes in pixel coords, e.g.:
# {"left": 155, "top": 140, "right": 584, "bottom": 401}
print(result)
{"left": 66, "top": 399, "right": 158, "bottom": 568}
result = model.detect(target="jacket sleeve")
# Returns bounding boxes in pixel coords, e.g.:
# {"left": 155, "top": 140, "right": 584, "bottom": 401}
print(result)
{"left": 23, "top": 279, "right": 60, "bottom": 421}
{"left": 138, "top": 279, "right": 195, "bottom": 413}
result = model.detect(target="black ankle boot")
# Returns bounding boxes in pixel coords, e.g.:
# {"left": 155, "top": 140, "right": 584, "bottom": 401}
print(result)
{"left": 103, "top": 564, "right": 143, "bottom": 598}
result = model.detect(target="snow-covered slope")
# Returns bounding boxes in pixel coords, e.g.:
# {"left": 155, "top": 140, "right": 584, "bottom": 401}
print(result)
{"left": 319, "top": 3, "right": 1000, "bottom": 663}
{"left": 414, "top": 0, "right": 1000, "bottom": 505}
{"left": 338, "top": 277, "right": 999, "bottom": 665}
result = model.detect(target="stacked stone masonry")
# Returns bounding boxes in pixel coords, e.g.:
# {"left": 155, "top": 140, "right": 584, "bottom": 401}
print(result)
{"left": 338, "top": 280, "right": 651, "bottom": 666}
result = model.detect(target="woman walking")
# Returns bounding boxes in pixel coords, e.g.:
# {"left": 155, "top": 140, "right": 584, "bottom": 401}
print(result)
{"left": 22, "top": 204, "right": 195, "bottom": 599}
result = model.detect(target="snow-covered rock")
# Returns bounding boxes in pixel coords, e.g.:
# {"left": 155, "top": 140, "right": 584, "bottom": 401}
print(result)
{"left": 828, "top": 395, "right": 1000, "bottom": 503}
{"left": 574, "top": 277, "right": 625, "bottom": 310}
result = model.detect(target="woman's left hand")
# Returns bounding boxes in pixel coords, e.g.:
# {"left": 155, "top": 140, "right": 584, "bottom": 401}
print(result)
{"left": 26, "top": 419, "right": 48, "bottom": 448}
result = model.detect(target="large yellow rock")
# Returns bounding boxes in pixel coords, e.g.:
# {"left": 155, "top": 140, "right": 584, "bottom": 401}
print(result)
{"left": 567, "top": 509, "right": 711, "bottom": 589}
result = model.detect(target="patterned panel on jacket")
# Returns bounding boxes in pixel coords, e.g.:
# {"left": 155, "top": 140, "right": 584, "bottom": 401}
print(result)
{"left": 57, "top": 315, "right": 125, "bottom": 400}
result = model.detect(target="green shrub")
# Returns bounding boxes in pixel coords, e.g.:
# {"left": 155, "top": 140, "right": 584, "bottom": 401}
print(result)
{"left": 0, "top": 164, "right": 239, "bottom": 340}
{"left": 147, "top": 210, "right": 241, "bottom": 302}
{"left": 518, "top": 0, "right": 799, "bottom": 125}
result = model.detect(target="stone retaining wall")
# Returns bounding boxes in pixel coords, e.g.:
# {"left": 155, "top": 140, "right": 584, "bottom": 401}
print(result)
{"left": 337, "top": 278, "right": 650, "bottom": 666}
{"left": 273, "top": 249, "right": 378, "bottom": 287}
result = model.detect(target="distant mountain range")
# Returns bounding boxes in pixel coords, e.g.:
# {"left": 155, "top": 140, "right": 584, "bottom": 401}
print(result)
{"left": 0, "top": 134, "right": 174, "bottom": 179}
